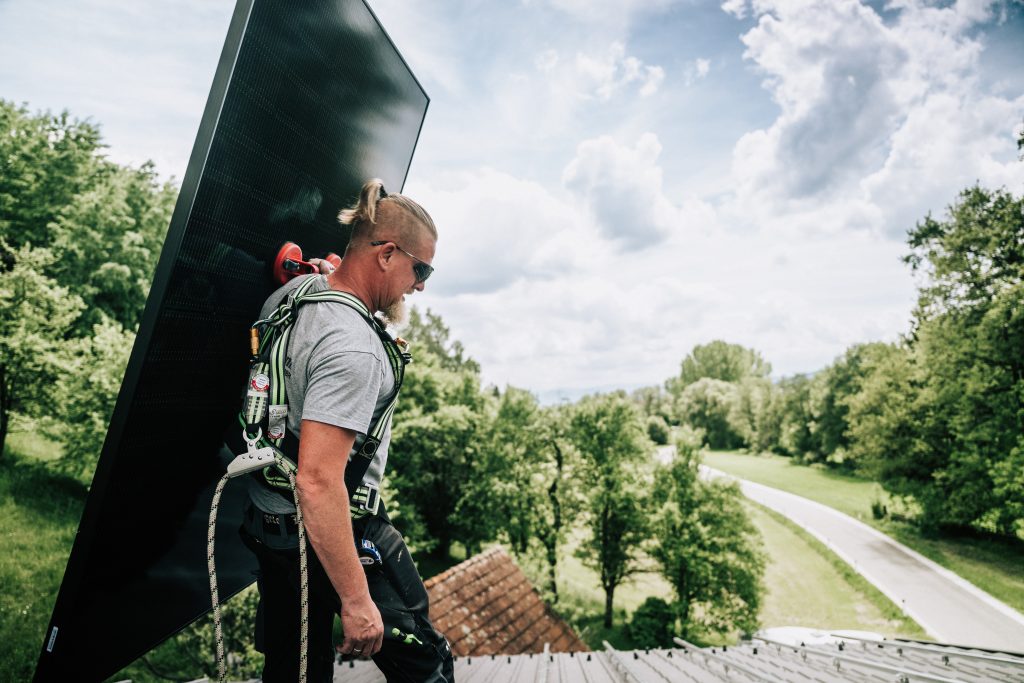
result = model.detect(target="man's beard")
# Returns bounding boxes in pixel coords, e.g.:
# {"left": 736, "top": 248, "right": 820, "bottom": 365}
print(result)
{"left": 380, "top": 297, "right": 407, "bottom": 327}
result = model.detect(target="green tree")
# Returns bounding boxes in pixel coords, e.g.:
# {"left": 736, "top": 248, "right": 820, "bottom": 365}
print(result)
{"left": 891, "top": 186, "right": 1024, "bottom": 534}
{"left": 389, "top": 307, "right": 493, "bottom": 557}
{"left": 48, "top": 319, "right": 134, "bottom": 483}
{"left": 675, "top": 341, "right": 771, "bottom": 388}
{"left": 814, "top": 343, "right": 891, "bottom": 467}
{"left": 649, "top": 430, "right": 765, "bottom": 638}
{"left": 46, "top": 161, "right": 176, "bottom": 331}
{"left": 0, "top": 242, "right": 85, "bottom": 457}
{"left": 774, "top": 374, "right": 817, "bottom": 459}
{"left": 674, "top": 378, "right": 742, "bottom": 450}
{"left": 0, "top": 100, "right": 104, "bottom": 251}
{"left": 482, "top": 391, "right": 579, "bottom": 601}
{"left": 567, "top": 392, "right": 652, "bottom": 628}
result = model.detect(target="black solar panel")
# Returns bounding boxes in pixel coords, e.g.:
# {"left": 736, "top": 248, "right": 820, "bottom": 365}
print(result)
{"left": 34, "top": 1, "right": 427, "bottom": 680}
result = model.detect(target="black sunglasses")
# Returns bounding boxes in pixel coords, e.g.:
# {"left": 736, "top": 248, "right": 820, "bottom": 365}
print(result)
{"left": 370, "top": 240, "right": 434, "bottom": 283}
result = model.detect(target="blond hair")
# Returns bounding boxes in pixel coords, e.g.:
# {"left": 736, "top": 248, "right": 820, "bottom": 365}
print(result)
{"left": 338, "top": 178, "right": 437, "bottom": 252}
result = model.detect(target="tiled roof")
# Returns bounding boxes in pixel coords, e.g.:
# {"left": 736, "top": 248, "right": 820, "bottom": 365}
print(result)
{"left": 335, "top": 635, "right": 1024, "bottom": 682}
{"left": 423, "top": 546, "right": 589, "bottom": 657}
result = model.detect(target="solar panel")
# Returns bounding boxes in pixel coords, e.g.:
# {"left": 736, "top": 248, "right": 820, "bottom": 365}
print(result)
{"left": 33, "top": 1, "right": 428, "bottom": 679}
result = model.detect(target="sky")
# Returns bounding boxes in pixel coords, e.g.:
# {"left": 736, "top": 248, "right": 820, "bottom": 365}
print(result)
{"left": 2, "top": 0, "right": 1023, "bottom": 402}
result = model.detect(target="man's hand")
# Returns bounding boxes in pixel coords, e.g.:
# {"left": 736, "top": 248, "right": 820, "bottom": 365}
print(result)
{"left": 338, "top": 593, "right": 384, "bottom": 658}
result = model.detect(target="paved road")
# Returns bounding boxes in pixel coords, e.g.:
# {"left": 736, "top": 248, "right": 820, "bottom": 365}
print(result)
{"left": 671, "top": 452, "right": 1024, "bottom": 651}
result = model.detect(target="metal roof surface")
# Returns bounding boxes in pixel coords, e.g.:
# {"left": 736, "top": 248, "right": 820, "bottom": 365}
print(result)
{"left": 332, "top": 635, "right": 1024, "bottom": 682}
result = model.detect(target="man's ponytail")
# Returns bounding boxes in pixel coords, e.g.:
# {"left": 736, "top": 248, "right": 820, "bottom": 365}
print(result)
{"left": 339, "top": 178, "right": 387, "bottom": 226}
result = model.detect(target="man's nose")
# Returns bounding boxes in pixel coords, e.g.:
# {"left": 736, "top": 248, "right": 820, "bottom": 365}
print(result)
{"left": 414, "top": 280, "right": 426, "bottom": 292}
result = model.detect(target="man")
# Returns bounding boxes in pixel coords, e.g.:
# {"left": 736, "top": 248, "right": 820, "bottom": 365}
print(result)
{"left": 239, "top": 179, "right": 454, "bottom": 682}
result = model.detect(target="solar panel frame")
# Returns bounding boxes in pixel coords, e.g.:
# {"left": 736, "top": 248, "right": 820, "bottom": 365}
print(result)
{"left": 33, "top": 1, "right": 428, "bottom": 679}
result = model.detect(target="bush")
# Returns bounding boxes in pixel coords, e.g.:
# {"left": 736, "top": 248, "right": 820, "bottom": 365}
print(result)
{"left": 627, "top": 597, "right": 676, "bottom": 648}
{"left": 647, "top": 415, "right": 670, "bottom": 445}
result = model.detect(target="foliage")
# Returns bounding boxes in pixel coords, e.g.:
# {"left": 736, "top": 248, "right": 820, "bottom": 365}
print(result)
{"left": 673, "top": 378, "right": 743, "bottom": 450}
{"left": 646, "top": 414, "right": 670, "bottom": 445}
{"left": 885, "top": 186, "right": 1024, "bottom": 535}
{"left": 567, "top": 392, "right": 653, "bottom": 628}
{"left": 649, "top": 442, "right": 765, "bottom": 639}
{"left": 0, "top": 242, "right": 85, "bottom": 457}
{"left": 627, "top": 597, "right": 676, "bottom": 648}
{"left": 0, "top": 100, "right": 175, "bottom": 482}
{"left": 47, "top": 160, "right": 175, "bottom": 332}
{"left": 631, "top": 385, "right": 673, "bottom": 424}
{"left": 672, "top": 340, "right": 771, "bottom": 389}
{"left": 47, "top": 319, "right": 134, "bottom": 483}
{"left": 0, "top": 100, "right": 104, "bottom": 252}
{"left": 480, "top": 391, "right": 580, "bottom": 600}
{"left": 390, "top": 308, "right": 493, "bottom": 557}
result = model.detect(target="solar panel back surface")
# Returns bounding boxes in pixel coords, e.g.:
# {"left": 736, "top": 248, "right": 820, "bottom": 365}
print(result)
{"left": 34, "top": 1, "right": 427, "bottom": 680}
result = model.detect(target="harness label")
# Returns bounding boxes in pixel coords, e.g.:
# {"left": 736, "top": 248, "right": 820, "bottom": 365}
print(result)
{"left": 250, "top": 373, "right": 271, "bottom": 392}
{"left": 268, "top": 404, "right": 288, "bottom": 440}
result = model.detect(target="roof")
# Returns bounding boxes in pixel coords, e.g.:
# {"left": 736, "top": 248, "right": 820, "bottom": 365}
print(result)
{"left": 423, "top": 546, "right": 589, "bottom": 657}
{"left": 335, "top": 635, "right": 1024, "bottom": 682}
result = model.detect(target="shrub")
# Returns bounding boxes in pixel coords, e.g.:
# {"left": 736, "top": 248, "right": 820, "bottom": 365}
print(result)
{"left": 627, "top": 597, "right": 676, "bottom": 648}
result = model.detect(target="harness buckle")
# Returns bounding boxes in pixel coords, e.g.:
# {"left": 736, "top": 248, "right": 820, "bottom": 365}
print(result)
{"left": 352, "top": 483, "right": 380, "bottom": 515}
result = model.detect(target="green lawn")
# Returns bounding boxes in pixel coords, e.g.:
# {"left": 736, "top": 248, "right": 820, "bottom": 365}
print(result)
{"left": 703, "top": 450, "right": 1024, "bottom": 614}
{"left": 0, "top": 441, "right": 86, "bottom": 682}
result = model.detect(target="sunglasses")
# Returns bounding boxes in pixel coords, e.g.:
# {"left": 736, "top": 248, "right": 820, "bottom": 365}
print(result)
{"left": 370, "top": 240, "right": 434, "bottom": 283}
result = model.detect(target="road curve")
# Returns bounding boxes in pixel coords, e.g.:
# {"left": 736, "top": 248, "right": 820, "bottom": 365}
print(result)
{"left": 701, "top": 464, "right": 1024, "bottom": 652}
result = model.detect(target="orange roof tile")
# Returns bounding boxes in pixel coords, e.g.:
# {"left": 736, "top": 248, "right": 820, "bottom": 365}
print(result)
{"left": 424, "top": 547, "right": 589, "bottom": 657}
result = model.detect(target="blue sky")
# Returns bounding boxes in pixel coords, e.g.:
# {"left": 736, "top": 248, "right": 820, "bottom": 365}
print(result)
{"left": 2, "top": 0, "right": 1023, "bottom": 401}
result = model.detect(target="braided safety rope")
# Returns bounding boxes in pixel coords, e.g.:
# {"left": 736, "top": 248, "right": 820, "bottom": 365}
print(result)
{"left": 207, "top": 440, "right": 309, "bottom": 683}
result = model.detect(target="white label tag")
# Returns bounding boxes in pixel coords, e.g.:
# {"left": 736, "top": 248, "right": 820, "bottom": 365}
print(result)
{"left": 268, "top": 404, "right": 288, "bottom": 440}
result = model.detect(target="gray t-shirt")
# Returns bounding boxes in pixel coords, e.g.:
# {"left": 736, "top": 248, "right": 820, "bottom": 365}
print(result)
{"left": 247, "top": 274, "right": 395, "bottom": 514}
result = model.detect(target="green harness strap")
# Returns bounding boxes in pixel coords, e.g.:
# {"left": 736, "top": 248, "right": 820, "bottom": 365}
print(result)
{"left": 242, "top": 276, "right": 408, "bottom": 517}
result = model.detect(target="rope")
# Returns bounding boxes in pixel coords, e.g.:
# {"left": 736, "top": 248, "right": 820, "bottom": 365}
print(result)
{"left": 207, "top": 453, "right": 308, "bottom": 683}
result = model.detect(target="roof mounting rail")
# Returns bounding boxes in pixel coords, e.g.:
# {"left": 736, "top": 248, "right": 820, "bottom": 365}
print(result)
{"left": 754, "top": 635, "right": 970, "bottom": 683}
{"left": 672, "top": 637, "right": 773, "bottom": 682}
{"left": 829, "top": 633, "right": 1024, "bottom": 668}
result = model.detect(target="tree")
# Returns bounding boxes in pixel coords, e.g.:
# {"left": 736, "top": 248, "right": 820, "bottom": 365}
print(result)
{"left": 813, "top": 343, "right": 891, "bottom": 466}
{"left": 482, "top": 391, "right": 579, "bottom": 602}
{"left": 389, "top": 307, "right": 494, "bottom": 557}
{"left": 675, "top": 341, "right": 771, "bottom": 388}
{"left": 674, "top": 378, "right": 742, "bottom": 450}
{"left": 0, "top": 242, "right": 85, "bottom": 457}
{"left": 649, "top": 430, "right": 765, "bottom": 638}
{"left": 48, "top": 319, "right": 134, "bottom": 483}
{"left": 774, "top": 374, "right": 817, "bottom": 459}
{"left": 567, "top": 392, "right": 652, "bottom": 628}
{"left": 0, "top": 100, "right": 104, "bottom": 252}
{"left": 46, "top": 161, "right": 176, "bottom": 331}
{"left": 400, "top": 308, "right": 479, "bottom": 374}
{"left": 892, "top": 186, "right": 1024, "bottom": 534}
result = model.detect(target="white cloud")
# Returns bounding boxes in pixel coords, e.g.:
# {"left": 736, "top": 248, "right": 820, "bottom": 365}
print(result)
{"left": 562, "top": 133, "right": 687, "bottom": 249}
{"left": 574, "top": 42, "right": 665, "bottom": 100}
{"left": 684, "top": 57, "right": 712, "bottom": 85}
{"left": 727, "top": 0, "right": 1024, "bottom": 237}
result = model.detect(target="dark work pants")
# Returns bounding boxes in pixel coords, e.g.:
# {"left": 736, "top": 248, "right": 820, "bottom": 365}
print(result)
{"left": 240, "top": 506, "right": 454, "bottom": 683}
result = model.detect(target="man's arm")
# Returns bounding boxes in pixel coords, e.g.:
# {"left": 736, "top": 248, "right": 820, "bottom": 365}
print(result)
{"left": 295, "top": 418, "right": 384, "bottom": 658}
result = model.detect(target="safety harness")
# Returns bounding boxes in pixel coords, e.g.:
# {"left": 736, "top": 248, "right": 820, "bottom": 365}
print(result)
{"left": 207, "top": 274, "right": 410, "bottom": 683}
{"left": 243, "top": 274, "right": 409, "bottom": 516}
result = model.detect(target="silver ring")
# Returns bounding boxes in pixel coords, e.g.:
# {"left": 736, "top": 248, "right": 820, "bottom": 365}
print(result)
{"left": 353, "top": 648, "right": 362, "bottom": 653}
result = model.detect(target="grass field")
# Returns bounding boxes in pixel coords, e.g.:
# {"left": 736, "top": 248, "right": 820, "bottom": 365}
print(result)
{"left": 0, "top": 435, "right": 86, "bottom": 682}
{"left": 703, "top": 450, "right": 1024, "bottom": 614}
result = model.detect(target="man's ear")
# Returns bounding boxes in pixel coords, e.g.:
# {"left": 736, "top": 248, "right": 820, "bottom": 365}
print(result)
{"left": 376, "top": 242, "right": 395, "bottom": 270}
